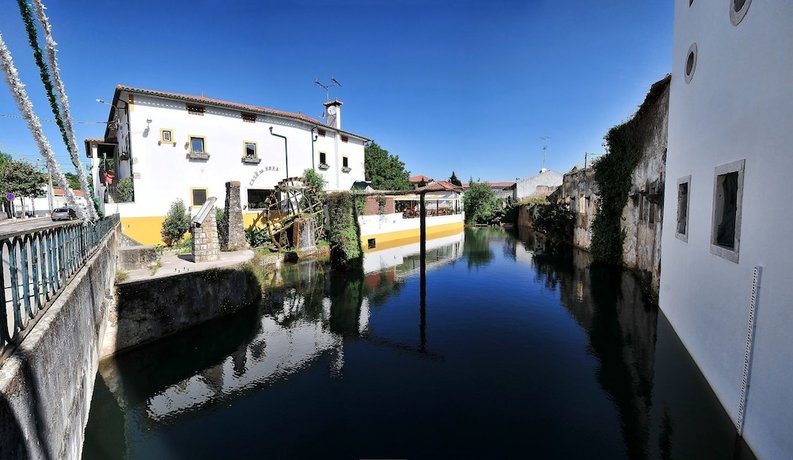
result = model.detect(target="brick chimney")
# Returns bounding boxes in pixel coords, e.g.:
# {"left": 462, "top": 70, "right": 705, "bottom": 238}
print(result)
{"left": 323, "top": 99, "right": 342, "bottom": 129}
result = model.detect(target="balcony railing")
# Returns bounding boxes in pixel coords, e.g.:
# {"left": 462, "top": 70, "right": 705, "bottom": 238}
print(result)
{"left": 0, "top": 215, "right": 119, "bottom": 359}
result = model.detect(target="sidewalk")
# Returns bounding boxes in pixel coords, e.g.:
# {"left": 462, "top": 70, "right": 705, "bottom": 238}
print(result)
{"left": 121, "top": 249, "right": 256, "bottom": 283}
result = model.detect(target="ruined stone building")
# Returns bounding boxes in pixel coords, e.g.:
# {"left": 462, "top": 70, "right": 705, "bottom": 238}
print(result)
{"left": 558, "top": 76, "right": 669, "bottom": 290}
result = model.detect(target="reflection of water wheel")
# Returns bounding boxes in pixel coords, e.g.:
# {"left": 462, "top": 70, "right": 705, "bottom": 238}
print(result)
{"left": 256, "top": 177, "right": 325, "bottom": 250}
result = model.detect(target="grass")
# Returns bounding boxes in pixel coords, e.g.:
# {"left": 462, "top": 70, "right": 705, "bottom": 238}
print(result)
{"left": 115, "top": 268, "right": 129, "bottom": 284}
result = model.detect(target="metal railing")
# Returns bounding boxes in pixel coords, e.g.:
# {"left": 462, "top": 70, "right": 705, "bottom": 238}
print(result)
{"left": 0, "top": 214, "right": 119, "bottom": 357}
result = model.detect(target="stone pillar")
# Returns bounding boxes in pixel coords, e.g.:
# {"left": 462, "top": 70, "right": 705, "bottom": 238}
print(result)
{"left": 192, "top": 206, "right": 220, "bottom": 263}
{"left": 224, "top": 181, "right": 246, "bottom": 251}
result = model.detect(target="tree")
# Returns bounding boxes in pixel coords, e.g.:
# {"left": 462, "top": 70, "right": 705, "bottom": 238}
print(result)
{"left": 64, "top": 172, "right": 81, "bottom": 190}
{"left": 0, "top": 151, "right": 11, "bottom": 217}
{"left": 364, "top": 141, "right": 411, "bottom": 191}
{"left": 463, "top": 183, "right": 501, "bottom": 224}
{"left": 0, "top": 158, "right": 47, "bottom": 215}
{"left": 161, "top": 199, "right": 191, "bottom": 246}
{"left": 449, "top": 171, "right": 462, "bottom": 186}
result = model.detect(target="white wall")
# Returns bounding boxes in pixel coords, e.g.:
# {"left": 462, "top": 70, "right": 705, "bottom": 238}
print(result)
{"left": 515, "top": 170, "right": 563, "bottom": 200}
{"left": 107, "top": 92, "right": 365, "bottom": 217}
{"left": 661, "top": 1, "right": 793, "bottom": 458}
{"left": 358, "top": 213, "right": 464, "bottom": 239}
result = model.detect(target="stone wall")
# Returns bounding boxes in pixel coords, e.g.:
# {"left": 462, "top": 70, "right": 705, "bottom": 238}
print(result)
{"left": 118, "top": 245, "right": 157, "bottom": 270}
{"left": 560, "top": 167, "right": 599, "bottom": 250}
{"left": 0, "top": 223, "right": 119, "bottom": 459}
{"left": 192, "top": 205, "right": 220, "bottom": 263}
{"left": 621, "top": 84, "right": 668, "bottom": 290}
{"left": 224, "top": 181, "right": 246, "bottom": 251}
{"left": 104, "top": 267, "right": 262, "bottom": 355}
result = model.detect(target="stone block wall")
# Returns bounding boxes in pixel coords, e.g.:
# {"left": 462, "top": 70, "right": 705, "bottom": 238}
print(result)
{"left": 192, "top": 206, "right": 220, "bottom": 263}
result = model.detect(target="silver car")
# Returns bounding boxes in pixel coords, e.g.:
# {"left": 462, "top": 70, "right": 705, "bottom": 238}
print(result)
{"left": 51, "top": 207, "right": 77, "bottom": 221}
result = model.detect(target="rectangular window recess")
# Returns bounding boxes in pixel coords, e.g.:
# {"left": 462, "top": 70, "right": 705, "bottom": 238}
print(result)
{"left": 160, "top": 129, "right": 173, "bottom": 144}
{"left": 368, "top": 238, "right": 376, "bottom": 249}
{"left": 676, "top": 176, "right": 691, "bottom": 242}
{"left": 317, "top": 128, "right": 326, "bottom": 137}
{"left": 341, "top": 135, "right": 349, "bottom": 143}
{"left": 710, "top": 160, "right": 745, "bottom": 263}
{"left": 241, "top": 112, "right": 257, "bottom": 123}
{"left": 192, "top": 188, "right": 208, "bottom": 206}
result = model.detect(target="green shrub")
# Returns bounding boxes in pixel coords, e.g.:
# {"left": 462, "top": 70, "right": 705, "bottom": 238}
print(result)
{"left": 463, "top": 183, "right": 501, "bottom": 224}
{"left": 116, "top": 177, "right": 134, "bottom": 202}
{"left": 532, "top": 201, "right": 575, "bottom": 242}
{"left": 161, "top": 199, "right": 191, "bottom": 247}
{"left": 245, "top": 226, "right": 271, "bottom": 248}
{"left": 327, "top": 192, "right": 362, "bottom": 270}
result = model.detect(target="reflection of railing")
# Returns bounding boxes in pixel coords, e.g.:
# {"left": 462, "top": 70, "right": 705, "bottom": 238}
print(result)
{"left": 0, "top": 215, "right": 119, "bottom": 358}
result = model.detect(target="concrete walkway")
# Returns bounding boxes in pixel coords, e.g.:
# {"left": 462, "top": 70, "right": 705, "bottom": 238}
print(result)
{"left": 121, "top": 249, "right": 255, "bottom": 283}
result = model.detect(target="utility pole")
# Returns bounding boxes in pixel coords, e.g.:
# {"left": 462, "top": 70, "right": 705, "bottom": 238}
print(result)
{"left": 584, "top": 152, "right": 602, "bottom": 170}
{"left": 539, "top": 136, "right": 551, "bottom": 170}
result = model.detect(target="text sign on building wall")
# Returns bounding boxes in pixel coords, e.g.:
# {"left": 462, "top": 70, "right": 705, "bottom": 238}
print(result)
{"left": 249, "top": 166, "right": 280, "bottom": 187}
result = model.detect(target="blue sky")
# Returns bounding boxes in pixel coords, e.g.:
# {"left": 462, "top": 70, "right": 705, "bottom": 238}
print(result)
{"left": 0, "top": 0, "right": 672, "bottom": 182}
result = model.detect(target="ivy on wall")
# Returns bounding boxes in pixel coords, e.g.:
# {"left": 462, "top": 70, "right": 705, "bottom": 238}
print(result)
{"left": 591, "top": 75, "right": 670, "bottom": 265}
{"left": 327, "top": 192, "right": 363, "bottom": 270}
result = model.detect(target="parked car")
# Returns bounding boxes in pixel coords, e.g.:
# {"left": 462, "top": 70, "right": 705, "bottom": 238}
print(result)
{"left": 51, "top": 207, "right": 77, "bottom": 221}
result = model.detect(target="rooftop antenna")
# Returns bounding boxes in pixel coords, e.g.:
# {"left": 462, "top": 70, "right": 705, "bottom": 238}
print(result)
{"left": 314, "top": 76, "right": 342, "bottom": 101}
{"left": 539, "top": 136, "right": 550, "bottom": 171}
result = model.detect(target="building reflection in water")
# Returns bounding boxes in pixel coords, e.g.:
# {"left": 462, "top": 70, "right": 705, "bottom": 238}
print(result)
{"left": 95, "top": 231, "right": 465, "bottom": 439}
{"left": 519, "top": 228, "right": 754, "bottom": 460}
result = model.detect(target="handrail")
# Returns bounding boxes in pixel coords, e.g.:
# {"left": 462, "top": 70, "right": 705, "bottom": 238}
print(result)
{"left": 0, "top": 214, "right": 119, "bottom": 359}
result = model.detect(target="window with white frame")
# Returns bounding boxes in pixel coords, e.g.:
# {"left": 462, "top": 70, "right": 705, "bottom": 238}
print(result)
{"left": 710, "top": 160, "right": 745, "bottom": 263}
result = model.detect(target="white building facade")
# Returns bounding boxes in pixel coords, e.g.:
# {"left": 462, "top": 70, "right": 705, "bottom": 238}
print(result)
{"left": 87, "top": 86, "right": 367, "bottom": 244}
{"left": 660, "top": 1, "right": 793, "bottom": 458}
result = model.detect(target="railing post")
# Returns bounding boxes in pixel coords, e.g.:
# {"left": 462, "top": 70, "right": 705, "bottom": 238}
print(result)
{"left": 0, "top": 244, "right": 9, "bottom": 345}
{"left": 8, "top": 245, "right": 22, "bottom": 336}
{"left": 30, "top": 236, "right": 41, "bottom": 313}
{"left": 19, "top": 239, "right": 32, "bottom": 320}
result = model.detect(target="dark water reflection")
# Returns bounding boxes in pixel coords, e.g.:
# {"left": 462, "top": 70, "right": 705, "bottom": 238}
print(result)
{"left": 83, "top": 228, "right": 754, "bottom": 459}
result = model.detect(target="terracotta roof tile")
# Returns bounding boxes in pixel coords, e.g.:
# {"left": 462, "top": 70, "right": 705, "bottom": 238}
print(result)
{"left": 53, "top": 188, "right": 84, "bottom": 197}
{"left": 416, "top": 180, "right": 462, "bottom": 192}
{"left": 115, "top": 85, "right": 369, "bottom": 141}
{"left": 409, "top": 175, "right": 433, "bottom": 183}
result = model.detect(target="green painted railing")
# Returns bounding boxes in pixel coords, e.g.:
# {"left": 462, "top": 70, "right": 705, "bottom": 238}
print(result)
{"left": 0, "top": 214, "right": 119, "bottom": 356}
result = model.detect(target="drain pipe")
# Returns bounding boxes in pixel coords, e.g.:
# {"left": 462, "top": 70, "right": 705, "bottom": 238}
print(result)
{"left": 269, "top": 127, "right": 289, "bottom": 178}
{"left": 310, "top": 127, "right": 318, "bottom": 171}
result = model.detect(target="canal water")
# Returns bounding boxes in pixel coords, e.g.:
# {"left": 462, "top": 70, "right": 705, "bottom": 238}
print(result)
{"left": 83, "top": 228, "right": 754, "bottom": 459}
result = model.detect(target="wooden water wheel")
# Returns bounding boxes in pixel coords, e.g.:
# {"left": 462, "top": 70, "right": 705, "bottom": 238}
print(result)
{"left": 255, "top": 177, "right": 325, "bottom": 250}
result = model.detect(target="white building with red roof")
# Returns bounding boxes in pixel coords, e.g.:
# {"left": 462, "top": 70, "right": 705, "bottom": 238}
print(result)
{"left": 86, "top": 85, "right": 369, "bottom": 244}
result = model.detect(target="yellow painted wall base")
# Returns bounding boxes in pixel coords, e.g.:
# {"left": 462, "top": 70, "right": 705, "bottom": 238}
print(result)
{"left": 361, "top": 221, "right": 464, "bottom": 253}
{"left": 120, "top": 216, "right": 167, "bottom": 245}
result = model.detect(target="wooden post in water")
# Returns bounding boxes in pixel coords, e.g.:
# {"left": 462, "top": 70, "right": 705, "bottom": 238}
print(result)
{"left": 419, "top": 191, "right": 427, "bottom": 352}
